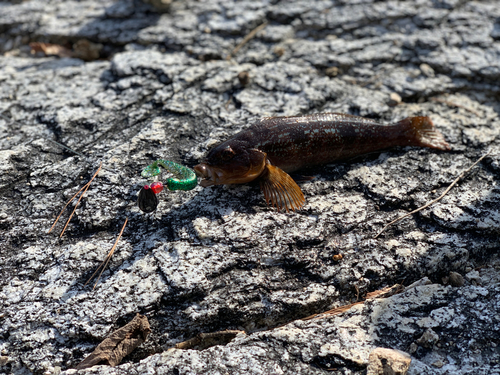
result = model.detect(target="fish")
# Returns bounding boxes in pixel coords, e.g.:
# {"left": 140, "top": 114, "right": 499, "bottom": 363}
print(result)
{"left": 194, "top": 113, "right": 451, "bottom": 212}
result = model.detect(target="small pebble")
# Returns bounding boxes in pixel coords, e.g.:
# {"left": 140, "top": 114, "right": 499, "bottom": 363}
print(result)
{"left": 274, "top": 46, "right": 285, "bottom": 57}
{"left": 325, "top": 66, "right": 339, "bottom": 77}
{"left": 432, "top": 359, "right": 445, "bottom": 368}
{"left": 416, "top": 328, "right": 439, "bottom": 348}
{"left": 449, "top": 271, "right": 465, "bottom": 287}
{"left": 238, "top": 71, "right": 250, "bottom": 86}
{"left": 388, "top": 92, "right": 402, "bottom": 107}
{"left": 420, "top": 63, "right": 435, "bottom": 77}
{"left": 408, "top": 342, "right": 418, "bottom": 354}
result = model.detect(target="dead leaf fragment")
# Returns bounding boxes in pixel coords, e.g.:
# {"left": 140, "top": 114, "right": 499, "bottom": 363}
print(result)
{"left": 30, "top": 42, "right": 72, "bottom": 58}
{"left": 72, "top": 39, "right": 103, "bottom": 61}
{"left": 77, "top": 314, "right": 151, "bottom": 369}
{"left": 29, "top": 39, "right": 102, "bottom": 61}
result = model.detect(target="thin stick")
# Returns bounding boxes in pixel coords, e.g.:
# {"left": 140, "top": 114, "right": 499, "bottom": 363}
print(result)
{"left": 226, "top": 21, "right": 268, "bottom": 60}
{"left": 374, "top": 150, "right": 491, "bottom": 238}
{"left": 48, "top": 163, "right": 102, "bottom": 237}
{"left": 3, "top": 114, "right": 87, "bottom": 159}
{"left": 59, "top": 182, "right": 92, "bottom": 238}
{"left": 0, "top": 112, "right": 13, "bottom": 124}
{"left": 85, "top": 217, "right": 128, "bottom": 290}
{"left": 300, "top": 284, "right": 403, "bottom": 322}
{"left": 44, "top": 137, "right": 89, "bottom": 159}
{"left": 43, "top": 138, "right": 117, "bottom": 174}
{"left": 48, "top": 183, "right": 89, "bottom": 234}
{"left": 59, "top": 163, "right": 102, "bottom": 237}
{"left": 430, "top": 97, "right": 481, "bottom": 117}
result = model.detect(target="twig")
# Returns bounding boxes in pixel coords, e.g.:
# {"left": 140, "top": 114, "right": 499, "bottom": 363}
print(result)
{"left": 85, "top": 217, "right": 128, "bottom": 289}
{"left": 43, "top": 137, "right": 89, "bottom": 159}
{"left": 48, "top": 183, "right": 89, "bottom": 235}
{"left": 374, "top": 150, "right": 491, "bottom": 238}
{"left": 174, "top": 330, "right": 244, "bottom": 350}
{"left": 301, "top": 284, "right": 403, "bottom": 321}
{"left": 41, "top": 138, "right": 118, "bottom": 174}
{"left": 430, "top": 97, "right": 481, "bottom": 117}
{"left": 226, "top": 21, "right": 268, "bottom": 60}
{"left": 48, "top": 163, "right": 102, "bottom": 237}
{"left": 2, "top": 114, "right": 87, "bottom": 159}
{"left": 0, "top": 112, "right": 13, "bottom": 124}
{"left": 224, "top": 96, "right": 232, "bottom": 110}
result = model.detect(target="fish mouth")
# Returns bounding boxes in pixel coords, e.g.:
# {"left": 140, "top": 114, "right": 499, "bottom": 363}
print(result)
{"left": 194, "top": 163, "right": 220, "bottom": 187}
{"left": 194, "top": 163, "right": 256, "bottom": 186}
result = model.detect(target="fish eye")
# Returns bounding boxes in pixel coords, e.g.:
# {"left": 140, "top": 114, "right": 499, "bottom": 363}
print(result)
{"left": 220, "top": 147, "right": 235, "bottom": 161}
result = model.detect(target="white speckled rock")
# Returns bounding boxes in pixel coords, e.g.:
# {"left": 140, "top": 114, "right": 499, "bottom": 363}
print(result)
{"left": 1, "top": 1, "right": 500, "bottom": 374}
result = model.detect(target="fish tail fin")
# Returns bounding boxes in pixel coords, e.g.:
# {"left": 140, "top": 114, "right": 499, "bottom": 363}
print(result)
{"left": 399, "top": 116, "right": 451, "bottom": 151}
{"left": 260, "top": 164, "right": 305, "bottom": 212}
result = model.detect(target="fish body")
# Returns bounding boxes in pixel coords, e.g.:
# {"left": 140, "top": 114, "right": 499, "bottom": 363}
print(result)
{"left": 194, "top": 113, "right": 450, "bottom": 212}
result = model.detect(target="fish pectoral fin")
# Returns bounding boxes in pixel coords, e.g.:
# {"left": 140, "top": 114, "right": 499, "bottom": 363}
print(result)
{"left": 259, "top": 164, "right": 305, "bottom": 212}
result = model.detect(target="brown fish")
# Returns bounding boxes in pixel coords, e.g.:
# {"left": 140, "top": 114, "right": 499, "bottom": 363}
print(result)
{"left": 194, "top": 113, "right": 450, "bottom": 212}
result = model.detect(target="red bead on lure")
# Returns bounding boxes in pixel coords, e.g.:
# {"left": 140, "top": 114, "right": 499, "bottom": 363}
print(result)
{"left": 150, "top": 182, "right": 164, "bottom": 194}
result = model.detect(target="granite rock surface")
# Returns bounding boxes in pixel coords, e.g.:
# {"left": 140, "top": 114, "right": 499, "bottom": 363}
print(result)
{"left": 0, "top": 0, "right": 499, "bottom": 374}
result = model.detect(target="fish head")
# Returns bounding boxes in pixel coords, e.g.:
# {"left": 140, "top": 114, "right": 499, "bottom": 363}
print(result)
{"left": 194, "top": 141, "right": 267, "bottom": 186}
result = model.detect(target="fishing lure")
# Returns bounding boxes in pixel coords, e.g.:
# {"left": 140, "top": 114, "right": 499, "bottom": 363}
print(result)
{"left": 137, "top": 160, "right": 197, "bottom": 213}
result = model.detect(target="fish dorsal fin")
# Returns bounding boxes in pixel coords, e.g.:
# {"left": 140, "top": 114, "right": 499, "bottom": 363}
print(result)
{"left": 259, "top": 163, "right": 305, "bottom": 212}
